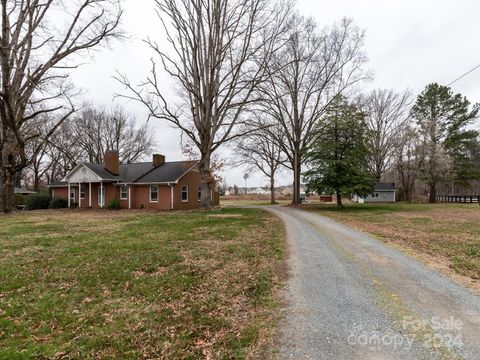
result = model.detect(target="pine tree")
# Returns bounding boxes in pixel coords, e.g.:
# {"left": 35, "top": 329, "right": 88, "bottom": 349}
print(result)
{"left": 304, "top": 97, "right": 373, "bottom": 208}
{"left": 412, "top": 83, "right": 479, "bottom": 202}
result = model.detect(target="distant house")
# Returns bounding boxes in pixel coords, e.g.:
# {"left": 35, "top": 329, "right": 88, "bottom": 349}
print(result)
{"left": 279, "top": 185, "right": 307, "bottom": 201}
{"left": 253, "top": 187, "right": 270, "bottom": 195}
{"left": 15, "top": 187, "right": 37, "bottom": 195}
{"left": 280, "top": 186, "right": 292, "bottom": 196}
{"left": 364, "top": 182, "right": 397, "bottom": 203}
{"left": 48, "top": 151, "right": 219, "bottom": 210}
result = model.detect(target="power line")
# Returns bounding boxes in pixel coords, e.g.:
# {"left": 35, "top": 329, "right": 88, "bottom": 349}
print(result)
{"left": 447, "top": 63, "right": 480, "bottom": 86}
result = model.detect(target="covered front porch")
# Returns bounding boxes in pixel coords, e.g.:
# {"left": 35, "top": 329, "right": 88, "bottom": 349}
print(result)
{"left": 64, "top": 181, "right": 133, "bottom": 209}
{"left": 59, "top": 163, "right": 122, "bottom": 208}
{"left": 66, "top": 181, "right": 106, "bottom": 208}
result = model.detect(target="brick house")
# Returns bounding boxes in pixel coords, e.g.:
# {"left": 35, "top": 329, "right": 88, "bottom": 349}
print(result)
{"left": 48, "top": 151, "right": 219, "bottom": 210}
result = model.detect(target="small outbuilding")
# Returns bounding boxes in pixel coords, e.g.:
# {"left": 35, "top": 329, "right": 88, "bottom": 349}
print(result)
{"left": 364, "top": 182, "right": 397, "bottom": 203}
{"left": 15, "top": 187, "right": 37, "bottom": 195}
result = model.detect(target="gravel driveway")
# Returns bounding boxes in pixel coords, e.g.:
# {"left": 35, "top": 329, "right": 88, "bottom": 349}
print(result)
{"left": 264, "top": 206, "right": 480, "bottom": 360}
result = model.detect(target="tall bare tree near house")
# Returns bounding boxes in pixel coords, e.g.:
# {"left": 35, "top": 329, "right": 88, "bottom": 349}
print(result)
{"left": 22, "top": 104, "right": 155, "bottom": 188}
{"left": 395, "top": 125, "right": 423, "bottom": 202}
{"left": 23, "top": 115, "right": 58, "bottom": 191}
{"left": 116, "top": 0, "right": 291, "bottom": 207}
{"left": 236, "top": 120, "right": 285, "bottom": 204}
{"left": 0, "top": 0, "right": 122, "bottom": 213}
{"left": 359, "top": 89, "right": 412, "bottom": 181}
{"left": 72, "top": 105, "right": 155, "bottom": 164}
{"left": 259, "top": 15, "right": 369, "bottom": 205}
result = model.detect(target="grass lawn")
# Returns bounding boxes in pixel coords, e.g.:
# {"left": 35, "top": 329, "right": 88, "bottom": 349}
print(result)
{"left": 0, "top": 208, "right": 285, "bottom": 359}
{"left": 221, "top": 199, "right": 291, "bottom": 207}
{"left": 304, "top": 203, "right": 480, "bottom": 285}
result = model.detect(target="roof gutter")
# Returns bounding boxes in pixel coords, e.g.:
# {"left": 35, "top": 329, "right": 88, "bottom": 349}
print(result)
{"left": 129, "top": 181, "right": 179, "bottom": 185}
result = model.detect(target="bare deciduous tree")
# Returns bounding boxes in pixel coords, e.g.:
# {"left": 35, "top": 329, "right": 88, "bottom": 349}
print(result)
{"left": 22, "top": 104, "right": 156, "bottom": 189}
{"left": 235, "top": 121, "right": 285, "bottom": 204}
{"left": 44, "top": 121, "right": 84, "bottom": 184}
{"left": 23, "top": 115, "right": 59, "bottom": 191}
{"left": 116, "top": 0, "right": 291, "bottom": 207}
{"left": 360, "top": 89, "right": 412, "bottom": 180}
{"left": 259, "top": 15, "right": 369, "bottom": 205}
{"left": 72, "top": 105, "right": 155, "bottom": 164}
{"left": 395, "top": 125, "right": 423, "bottom": 202}
{"left": 0, "top": 0, "right": 122, "bottom": 212}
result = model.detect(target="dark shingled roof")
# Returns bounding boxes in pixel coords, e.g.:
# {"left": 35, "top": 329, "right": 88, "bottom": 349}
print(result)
{"left": 374, "top": 182, "right": 397, "bottom": 191}
{"left": 48, "top": 160, "right": 198, "bottom": 186}
{"left": 49, "top": 160, "right": 199, "bottom": 186}
{"left": 15, "top": 187, "right": 37, "bottom": 194}
{"left": 83, "top": 163, "right": 120, "bottom": 180}
{"left": 134, "top": 161, "right": 198, "bottom": 183}
{"left": 49, "top": 181, "right": 68, "bottom": 187}
{"left": 119, "top": 162, "right": 157, "bottom": 182}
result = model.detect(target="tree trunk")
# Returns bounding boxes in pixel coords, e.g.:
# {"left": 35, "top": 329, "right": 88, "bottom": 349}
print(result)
{"left": 15, "top": 170, "right": 22, "bottom": 188}
{"left": 374, "top": 165, "right": 382, "bottom": 182}
{"left": 336, "top": 189, "right": 343, "bottom": 208}
{"left": 198, "top": 154, "right": 213, "bottom": 208}
{"left": 0, "top": 134, "right": 19, "bottom": 213}
{"left": 292, "top": 151, "right": 301, "bottom": 205}
{"left": 429, "top": 182, "right": 437, "bottom": 203}
{"left": 406, "top": 179, "right": 415, "bottom": 203}
{"left": 34, "top": 175, "right": 40, "bottom": 192}
{"left": 404, "top": 187, "right": 411, "bottom": 203}
{"left": 270, "top": 175, "right": 276, "bottom": 205}
{"left": 0, "top": 159, "right": 16, "bottom": 214}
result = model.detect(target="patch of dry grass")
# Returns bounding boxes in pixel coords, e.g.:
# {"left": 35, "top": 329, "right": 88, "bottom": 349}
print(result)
{"left": 0, "top": 208, "right": 285, "bottom": 359}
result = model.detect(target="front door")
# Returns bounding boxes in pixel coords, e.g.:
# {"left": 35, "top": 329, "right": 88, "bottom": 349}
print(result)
{"left": 70, "top": 188, "right": 76, "bottom": 206}
{"left": 98, "top": 185, "right": 105, "bottom": 207}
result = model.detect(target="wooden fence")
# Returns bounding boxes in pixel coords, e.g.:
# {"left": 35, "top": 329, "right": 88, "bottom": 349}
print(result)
{"left": 437, "top": 195, "right": 480, "bottom": 203}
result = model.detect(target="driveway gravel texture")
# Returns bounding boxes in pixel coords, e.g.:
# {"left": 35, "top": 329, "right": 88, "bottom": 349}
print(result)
{"left": 263, "top": 206, "right": 480, "bottom": 360}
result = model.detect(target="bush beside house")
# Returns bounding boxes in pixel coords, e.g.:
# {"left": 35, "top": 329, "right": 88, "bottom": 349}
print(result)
{"left": 107, "top": 199, "right": 121, "bottom": 210}
{"left": 26, "top": 193, "right": 51, "bottom": 210}
{"left": 49, "top": 198, "right": 69, "bottom": 209}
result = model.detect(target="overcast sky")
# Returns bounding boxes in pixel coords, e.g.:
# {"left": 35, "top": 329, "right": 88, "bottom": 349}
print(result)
{"left": 70, "top": 0, "right": 480, "bottom": 188}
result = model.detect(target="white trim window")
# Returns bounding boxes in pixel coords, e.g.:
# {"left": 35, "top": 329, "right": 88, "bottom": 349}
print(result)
{"left": 181, "top": 185, "right": 189, "bottom": 202}
{"left": 70, "top": 188, "right": 76, "bottom": 204}
{"left": 120, "top": 185, "right": 128, "bottom": 200}
{"left": 80, "top": 184, "right": 86, "bottom": 199}
{"left": 150, "top": 185, "right": 159, "bottom": 203}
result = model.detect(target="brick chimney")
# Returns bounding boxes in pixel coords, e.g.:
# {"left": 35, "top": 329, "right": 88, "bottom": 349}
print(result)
{"left": 104, "top": 150, "right": 120, "bottom": 175}
{"left": 153, "top": 154, "right": 165, "bottom": 167}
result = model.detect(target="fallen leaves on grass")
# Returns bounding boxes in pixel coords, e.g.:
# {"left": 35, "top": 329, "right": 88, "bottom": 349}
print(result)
{"left": 0, "top": 208, "right": 285, "bottom": 359}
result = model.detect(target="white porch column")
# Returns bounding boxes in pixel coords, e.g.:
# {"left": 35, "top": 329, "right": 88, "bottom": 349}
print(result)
{"left": 78, "top": 183, "right": 81, "bottom": 208}
{"left": 89, "top": 182, "right": 92, "bottom": 207}
{"left": 170, "top": 184, "right": 174, "bottom": 210}
{"left": 67, "top": 183, "right": 71, "bottom": 207}
{"left": 100, "top": 181, "right": 103, "bottom": 208}
{"left": 128, "top": 186, "right": 131, "bottom": 209}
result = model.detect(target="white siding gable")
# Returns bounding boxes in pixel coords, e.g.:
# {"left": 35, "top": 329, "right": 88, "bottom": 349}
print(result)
{"left": 66, "top": 165, "right": 103, "bottom": 183}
